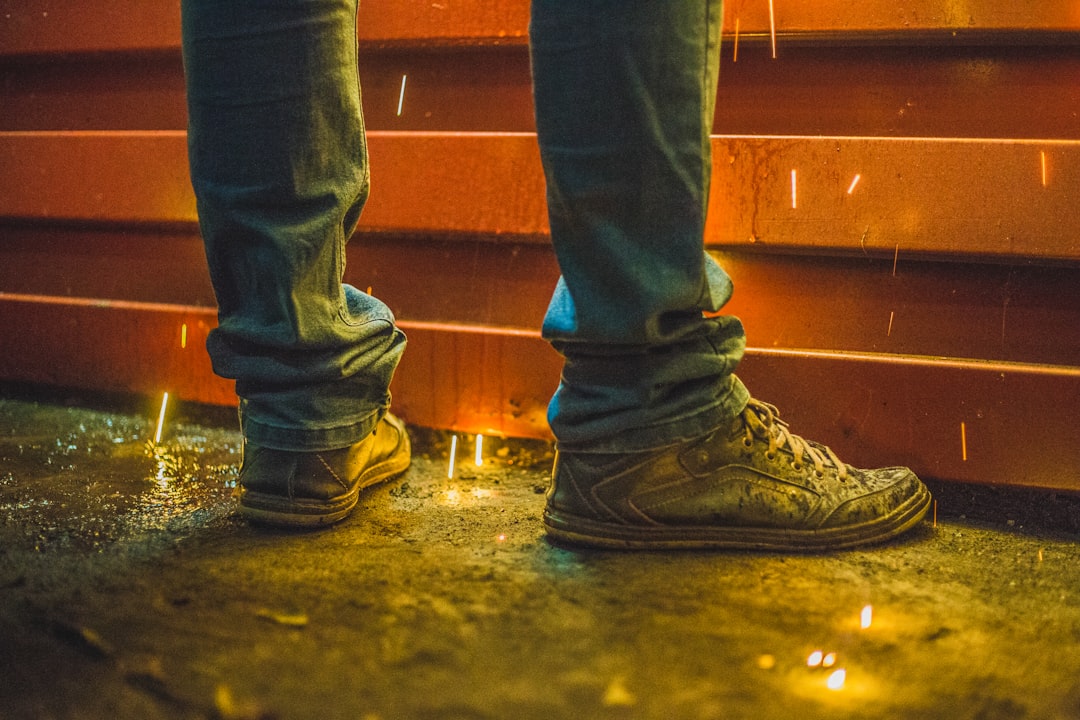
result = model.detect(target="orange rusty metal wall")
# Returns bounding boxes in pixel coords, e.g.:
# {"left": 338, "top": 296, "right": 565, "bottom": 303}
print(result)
{"left": 6, "top": 131, "right": 1080, "bottom": 261}
{"left": 2, "top": 1, "right": 1080, "bottom": 492}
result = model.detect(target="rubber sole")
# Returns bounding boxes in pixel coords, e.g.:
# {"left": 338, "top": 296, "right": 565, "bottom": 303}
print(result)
{"left": 543, "top": 482, "right": 932, "bottom": 552}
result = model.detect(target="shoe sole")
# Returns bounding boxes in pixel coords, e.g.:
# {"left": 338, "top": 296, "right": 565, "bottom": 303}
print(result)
{"left": 543, "top": 481, "right": 932, "bottom": 552}
{"left": 239, "top": 422, "right": 412, "bottom": 529}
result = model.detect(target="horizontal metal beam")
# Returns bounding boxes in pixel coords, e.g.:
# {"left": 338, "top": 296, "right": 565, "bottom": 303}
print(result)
{"left": 723, "top": 1, "right": 1080, "bottom": 39}
{"left": 3, "top": 0, "right": 1078, "bottom": 57}
{"left": 2, "top": 292, "right": 1078, "bottom": 492}
{"left": 4, "top": 131, "right": 1080, "bottom": 262}
{"left": 7, "top": 44, "right": 1080, "bottom": 141}
{"left": 0, "top": 293, "right": 233, "bottom": 405}
{"left": 0, "top": 0, "right": 183, "bottom": 57}
{"left": 710, "top": 135, "right": 1080, "bottom": 261}
{"left": 3, "top": 230, "right": 1078, "bottom": 368}
{"left": 0, "top": 131, "right": 197, "bottom": 224}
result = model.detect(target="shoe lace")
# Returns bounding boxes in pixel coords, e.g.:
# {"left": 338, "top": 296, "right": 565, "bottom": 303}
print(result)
{"left": 741, "top": 399, "right": 848, "bottom": 482}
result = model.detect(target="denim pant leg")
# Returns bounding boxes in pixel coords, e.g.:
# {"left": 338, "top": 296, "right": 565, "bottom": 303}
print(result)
{"left": 530, "top": 0, "right": 749, "bottom": 454}
{"left": 182, "top": 0, "right": 404, "bottom": 452}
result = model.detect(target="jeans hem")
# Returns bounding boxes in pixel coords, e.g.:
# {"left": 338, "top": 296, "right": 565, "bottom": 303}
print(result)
{"left": 554, "top": 374, "right": 749, "bottom": 455}
{"left": 239, "top": 403, "right": 384, "bottom": 453}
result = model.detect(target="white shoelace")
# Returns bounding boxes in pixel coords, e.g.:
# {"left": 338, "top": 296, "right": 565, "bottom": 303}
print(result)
{"left": 741, "top": 399, "right": 848, "bottom": 482}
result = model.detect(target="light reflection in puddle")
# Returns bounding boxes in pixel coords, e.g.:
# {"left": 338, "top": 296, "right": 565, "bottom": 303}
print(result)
{"left": 0, "top": 397, "right": 241, "bottom": 548}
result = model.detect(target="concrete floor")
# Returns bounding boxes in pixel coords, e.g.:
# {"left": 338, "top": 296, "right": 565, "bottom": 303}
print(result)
{"left": 1, "top": 389, "right": 1080, "bottom": 720}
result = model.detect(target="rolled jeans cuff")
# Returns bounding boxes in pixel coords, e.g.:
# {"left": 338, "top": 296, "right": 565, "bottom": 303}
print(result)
{"left": 239, "top": 398, "right": 387, "bottom": 453}
{"left": 555, "top": 373, "right": 750, "bottom": 455}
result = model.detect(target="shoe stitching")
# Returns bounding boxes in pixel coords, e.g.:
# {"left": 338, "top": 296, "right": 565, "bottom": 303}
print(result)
{"left": 639, "top": 469, "right": 825, "bottom": 522}
{"left": 561, "top": 462, "right": 633, "bottom": 525}
{"left": 315, "top": 453, "right": 350, "bottom": 491}
{"left": 592, "top": 456, "right": 677, "bottom": 526}
{"left": 567, "top": 467, "right": 605, "bottom": 519}
{"left": 621, "top": 498, "right": 663, "bottom": 526}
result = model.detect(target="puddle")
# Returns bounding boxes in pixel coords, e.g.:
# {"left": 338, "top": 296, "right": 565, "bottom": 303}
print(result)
{"left": 0, "top": 397, "right": 240, "bottom": 550}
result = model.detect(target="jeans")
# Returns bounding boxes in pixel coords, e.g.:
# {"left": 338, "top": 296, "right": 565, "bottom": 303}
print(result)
{"left": 182, "top": 0, "right": 403, "bottom": 452}
{"left": 531, "top": 0, "right": 748, "bottom": 453}
{"left": 181, "top": 0, "right": 747, "bottom": 455}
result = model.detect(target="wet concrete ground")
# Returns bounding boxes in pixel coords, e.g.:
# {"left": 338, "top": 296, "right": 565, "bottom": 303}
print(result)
{"left": 1, "top": 388, "right": 1080, "bottom": 720}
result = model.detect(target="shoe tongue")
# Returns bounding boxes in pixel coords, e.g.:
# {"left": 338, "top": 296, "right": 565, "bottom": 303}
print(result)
{"left": 743, "top": 404, "right": 775, "bottom": 438}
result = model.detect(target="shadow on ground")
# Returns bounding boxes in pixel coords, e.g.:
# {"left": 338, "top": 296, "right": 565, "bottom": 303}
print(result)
{"left": 1, "top": 391, "right": 1079, "bottom": 719}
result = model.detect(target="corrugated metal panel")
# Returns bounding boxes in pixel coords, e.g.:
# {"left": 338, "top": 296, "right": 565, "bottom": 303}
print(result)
{"left": 2, "top": 0, "right": 1079, "bottom": 493}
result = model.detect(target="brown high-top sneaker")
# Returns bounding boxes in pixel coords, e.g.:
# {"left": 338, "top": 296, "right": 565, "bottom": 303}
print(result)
{"left": 238, "top": 413, "right": 411, "bottom": 528}
{"left": 545, "top": 399, "right": 930, "bottom": 551}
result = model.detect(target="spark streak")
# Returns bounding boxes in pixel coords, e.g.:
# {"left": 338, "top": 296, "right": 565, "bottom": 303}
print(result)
{"left": 474, "top": 434, "right": 484, "bottom": 467}
{"left": 768, "top": 0, "right": 777, "bottom": 59}
{"left": 1040, "top": 150, "right": 1048, "bottom": 187}
{"left": 397, "top": 75, "right": 407, "bottom": 116}
{"left": 790, "top": 169, "right": 797, "bottom": 209}
{"left": 960, "top": 422, "right": 968, "bottom": 462}
{"left": 733, "top": 17, "right": 740, "bottom": 62}
{"left": 847, "top": 174, "right": 861, "bottom": 195}
{"left": 891, "top": 244, "right": 899, "bottom": 276}
{"left": 887, "top": 311, "right": 895, "bottom": 337}
{"left": 447, "top": 434, "right": 458, "bottom": 478}
{"left": 180, "top": 323, "right": 187, "bottom": 349}
{"left": 154, "top": 392, "right": 169, "bottom": 445}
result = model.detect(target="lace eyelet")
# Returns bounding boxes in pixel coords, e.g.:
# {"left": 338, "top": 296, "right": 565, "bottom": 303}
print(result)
{"left": 766, "top": 452, "right": 777, "bottom": 461}
{"left": 742, "top": 438, "right": 753, "bottom": 449}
